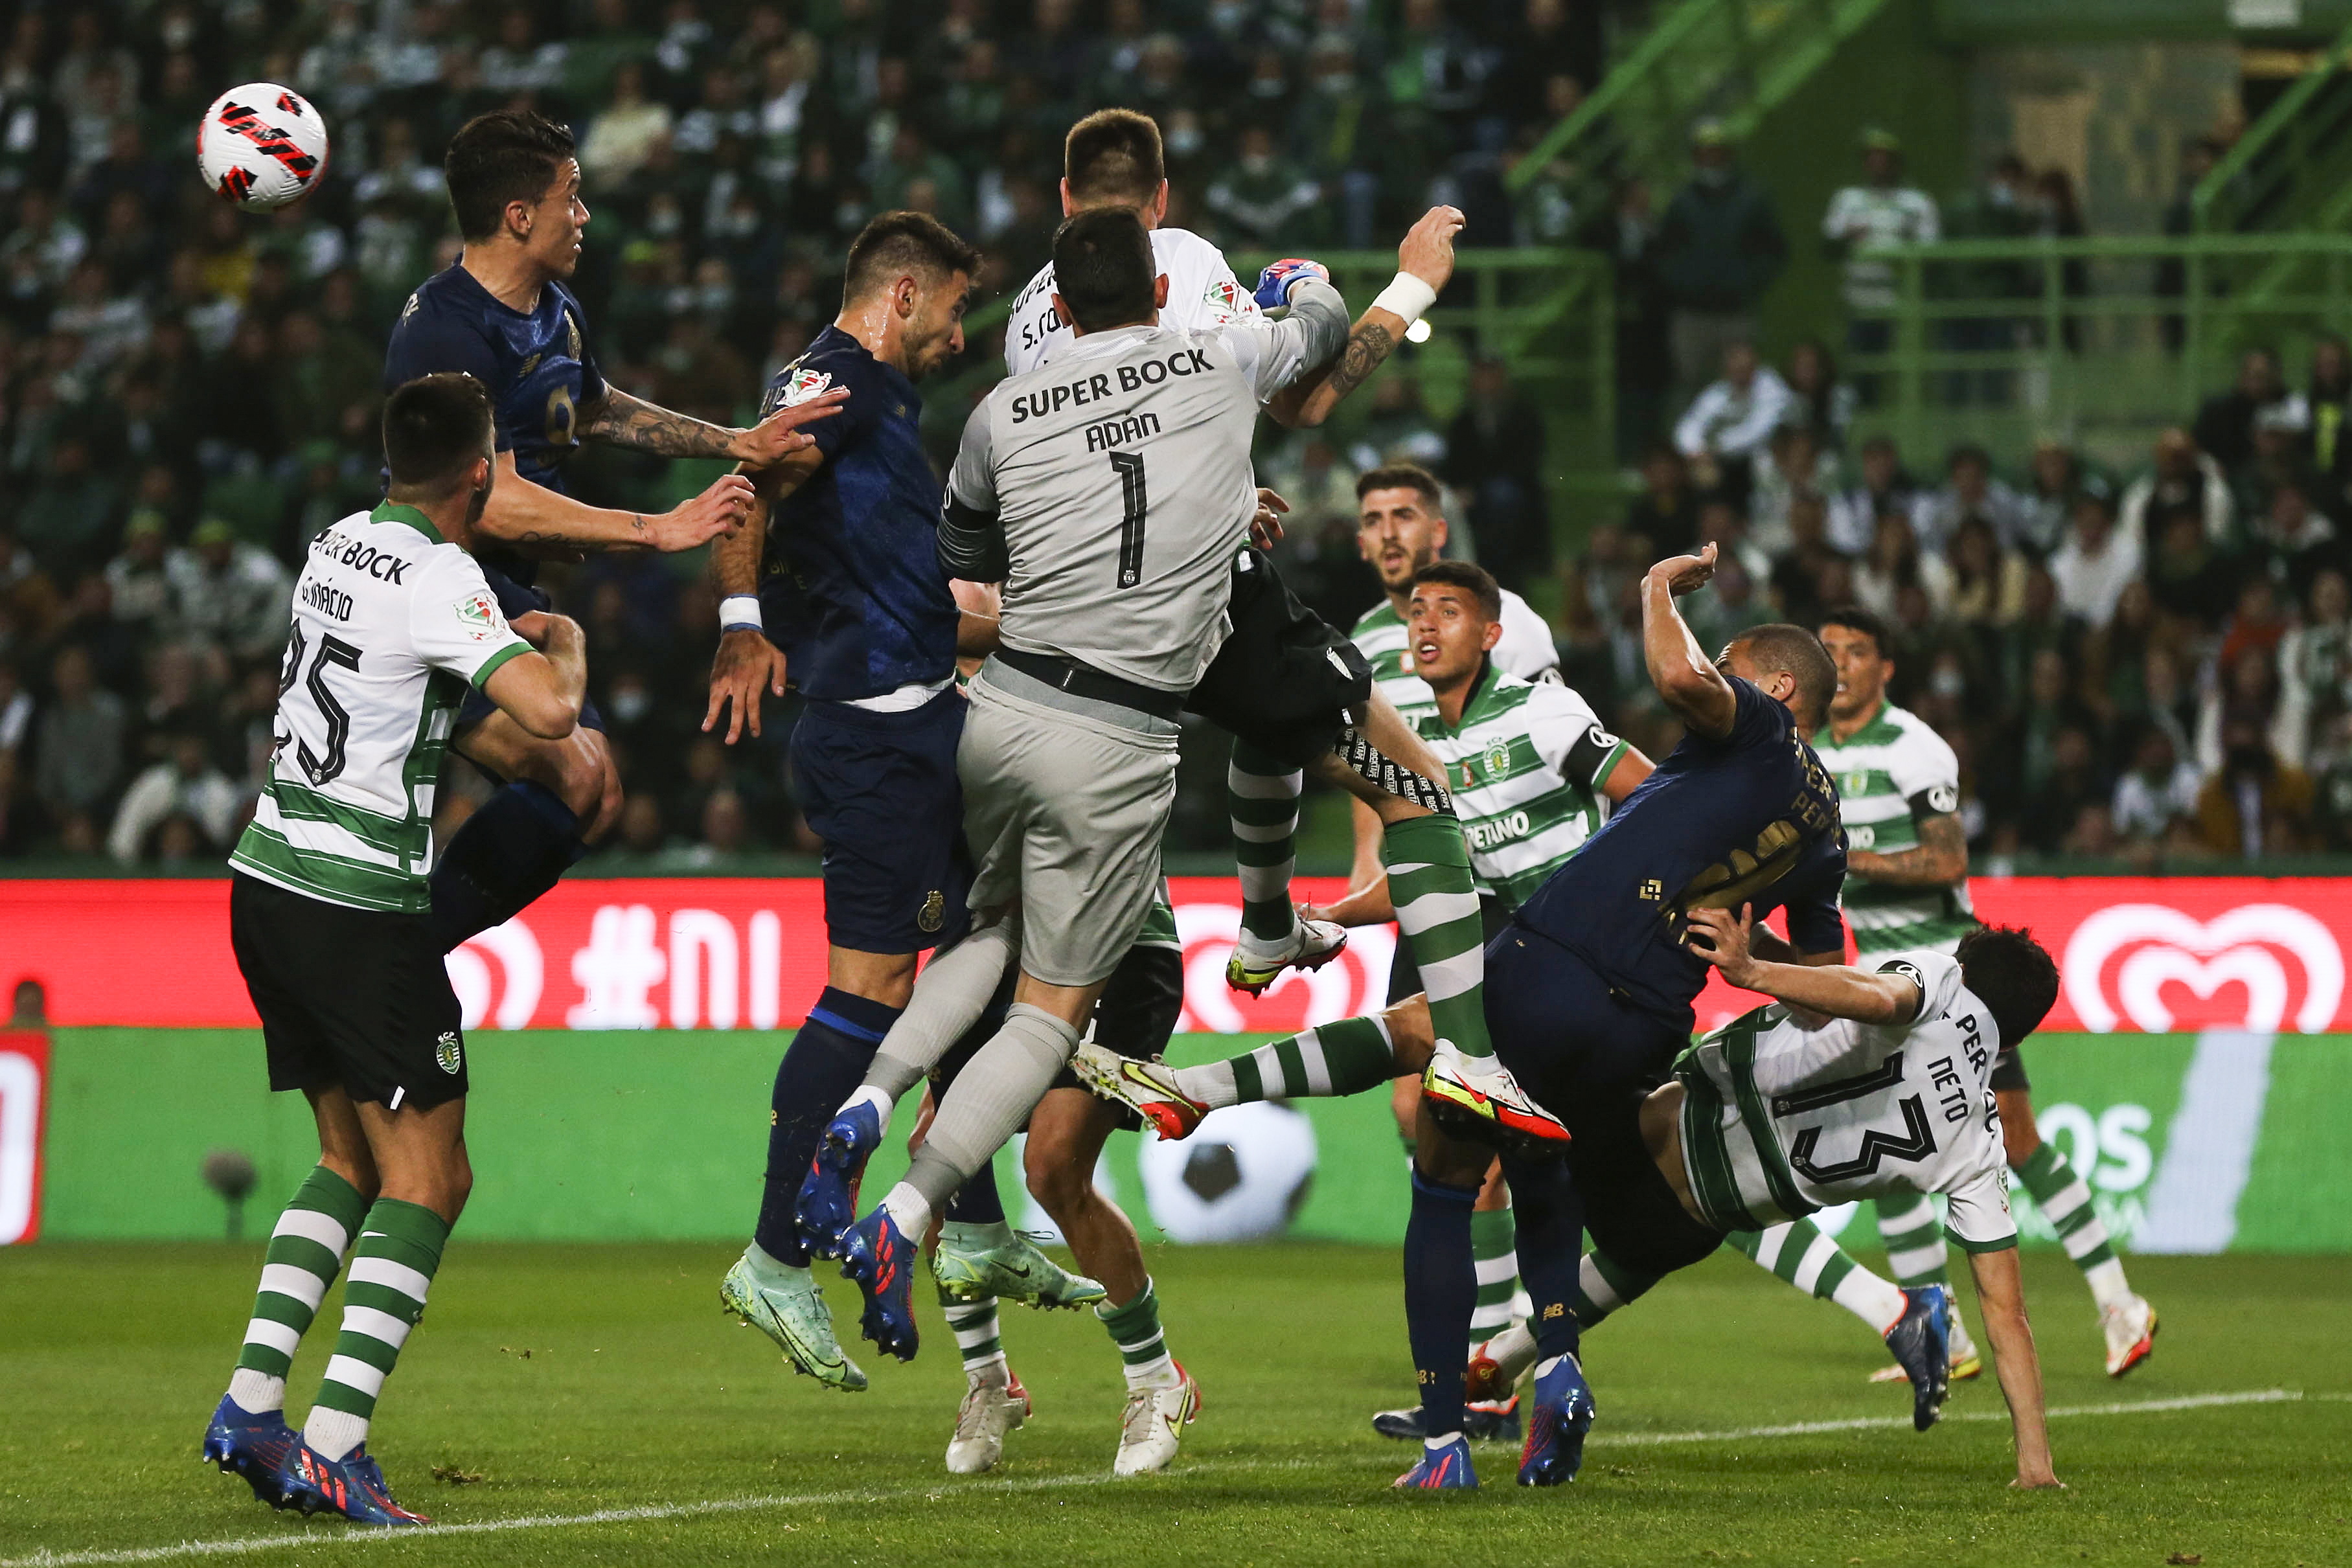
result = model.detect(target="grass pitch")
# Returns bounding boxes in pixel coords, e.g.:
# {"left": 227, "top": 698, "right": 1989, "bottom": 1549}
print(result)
{"left": 1, "top": 1244, "right": 2346, "bottom": 1567}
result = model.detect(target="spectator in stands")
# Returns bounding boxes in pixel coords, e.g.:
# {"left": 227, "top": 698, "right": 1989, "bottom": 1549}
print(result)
{"left": 2278, "top": 567, "right": 2352, "bottom": 768}
{"left": 2145, "top": 510, "right": 2237, "bottom": 628}
{"left": 2122, "top": 427, "right": 2234, "bottom": 554}
{"left": 1918, "top": 442, "right": 2029, "bottom": 556}
{"left": 14, "top": 433, "right": 120, "bottom": 578}
{"left": 1441, "top": 356, "right": 1551, "bottom": 593}
{"left": 2111, "top": 723, "right": 2202, "bottom": 854}
{"left": 1781, "top": 339, "right": 1855, "bottom": 453}
{"left": 106, "top": 727, "right": 242, "bottom": 861}
{"left": 2048, "top": 487, "right": 2141, "bottom": 630}
{"left": 1622, "top": 444, "right": 1702, "bottom": 558}
{"left": 1580, "top": 174, "right": 1672, "bottom": 459}
{"left": 32, "top": 642, "right": 125, "bottom": 850}
{"left": 1945, "top": 514, "right": 2028, "bottom": 628}
{"left": 1673, "top": 340, "right": 1790, "bottom": 498}
{"left": 2018, "top": 440, "right": 2090, "bottom": 560}
{"left": 165, "top": 518, "right": 292, "bottom": 666}
{"left": 1205, "top": 124, "right": 1326, "bottom": 247}
{"left": 103, "top": 511, "right": 171, "bottom": 640}
{"left": 1748, "top": 422, "right": 1835, "bottom": 556}
{"left": 2198, "top": 716, "right": 2314, "bottom": 857}
{"left": 2194, "top": 347, "right": 2301, "bottom": 479}
{"left": 1852, "top": 510, "right": 1947, "bottom": 625}
{"left": 2250, "top": 481, "right": 2343, "bottom": 590}
{"left": 1823, "top": 128, "right": 1939, "bottom": 390}
{"left": 1827, "top": 433, "right": 1928, "bottom": 556}
{"left": 2309, "top": 334, "right": 2351, "bottom": 514}
{"left": 1654, "top": 120, "right": 1785, "bottom": 400}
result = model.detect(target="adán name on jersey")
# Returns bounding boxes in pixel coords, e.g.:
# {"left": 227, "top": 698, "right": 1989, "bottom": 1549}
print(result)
{"left": 309, "top": 527, "right": 413, "bottom": 585}
{"left": 1084, "top": 410, "right": 1161, "bottom": 452}
{"left": 1008, "top": 348, "right": 1215, "bottom": 424}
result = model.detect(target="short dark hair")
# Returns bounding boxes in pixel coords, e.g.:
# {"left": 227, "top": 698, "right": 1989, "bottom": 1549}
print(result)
{"left": 1817, "top": 604, "right": 1893, "bottom": 661}
{"left": 383, "top": 372, "right": 494, "bottom": 495}
{"left": 1730, "top": 623, "right": 1837, "bottom": 731}
{"left": 1064, "top": 109, "right": 1166, "bottom": 205}
{"left": 1411, "top": 558, "right": 1502, "bottom": 622}
{"left": 1050, "top": 209, "right": 1155, "bottom": 332}
{"left": 444, "top": 111, "right": 577, "bottom": 241}
{"left": 842, "top": 210, "right": 981, "bottom": 304}
{"left": 1956, "top": 924, "right": 2061, "bottom": 1051}
{"left": 1356, "top": 463, "right": 1444, "bottom": 509}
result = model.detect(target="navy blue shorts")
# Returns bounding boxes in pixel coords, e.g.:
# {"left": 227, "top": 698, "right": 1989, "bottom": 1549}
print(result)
{"left": 789, "top": 687, "right": 972, "bottom": 955}
{"left": 455, "top": 563, "right": 606, "bottom": 736}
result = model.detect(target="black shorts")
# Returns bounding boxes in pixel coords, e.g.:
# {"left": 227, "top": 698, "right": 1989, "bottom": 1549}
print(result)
{"left": 1186, "top": 549, "right": 1373, "bottom": 769}
{"left": 1990, "top": 1048, "right": 2029, "bottom": 1093}
{"left": 1386, "top": 894, "right": 1512, "bottom": 1005}
{"left": 789, "top": 687, "right": 972, "bottom": 954}
{"left": 455, "top": 563, "right": 607, "bottom": 736}
{"left": 231, "top": 872, "right": 469, "bottom": 1111}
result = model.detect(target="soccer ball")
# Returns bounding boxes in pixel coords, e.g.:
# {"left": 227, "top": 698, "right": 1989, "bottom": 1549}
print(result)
{"left": 1134, "top": 1103, "right": 1317, "bottom": 1243}
{"left": 197, "top": 84, "right": 330, "bottom": 211}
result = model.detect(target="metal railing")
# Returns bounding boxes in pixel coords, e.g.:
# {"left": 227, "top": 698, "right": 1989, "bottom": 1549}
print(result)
{"left": 1842, "top": 233, "right": 2352, "bottom": 468}
{"left": 2193, "top": 17, "right": 2352, "bottom": 234}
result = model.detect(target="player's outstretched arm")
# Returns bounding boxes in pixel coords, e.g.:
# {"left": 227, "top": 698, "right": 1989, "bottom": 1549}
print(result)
{"left": 1267, "top": 206, "right": 1465, "bottom": 427}
{"left": 479, "top": 448, "right": 756, "bottom": 556}
{"left": 483, "top": 611, "right": 588, "bottom": 739}
{"left": 1642, "top": 543, "right": 1738, "bottom": 737}
{"left": 1967, "top": 1244, "right": 2061, "bottom": 1488}
{"left": 1686, "top": 906, "right": 1922, "bottom": 1022}
{"left": 579, "top": 385, "right": 848, "bottom": 466}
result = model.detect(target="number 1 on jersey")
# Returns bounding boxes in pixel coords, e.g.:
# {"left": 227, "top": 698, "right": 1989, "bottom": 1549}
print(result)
{"left": 1110, "top": 451, "right": 1147, "bottom": 589}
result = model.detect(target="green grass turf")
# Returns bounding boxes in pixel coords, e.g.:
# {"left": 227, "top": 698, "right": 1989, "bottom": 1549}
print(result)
{"left": 1, "top": 1244, "right": 2346, "bottom": 1567}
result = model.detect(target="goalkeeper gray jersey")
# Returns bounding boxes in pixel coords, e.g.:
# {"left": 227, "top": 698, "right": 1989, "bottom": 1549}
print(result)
{"left": 1676, "top": 949, "right": 2016, "bottom": 1251}
{"left": 942, "top": 282, "right": 1349, "bottom": 692}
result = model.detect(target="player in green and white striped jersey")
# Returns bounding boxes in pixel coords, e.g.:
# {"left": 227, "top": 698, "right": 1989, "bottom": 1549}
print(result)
{"left": 205, "top": 374, "right": 589, "bottom": 1526}
{"left": 1819, "top": 608, "right": 2154, "bottom": 1381}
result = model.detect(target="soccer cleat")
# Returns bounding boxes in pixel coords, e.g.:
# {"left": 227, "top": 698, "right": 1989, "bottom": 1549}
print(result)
{"left": 1516, "top": 1353, "right": 1596, "bottom": 1486}
{"left": 839, "top": 1207, "right": 921, "bottom": 1361}
{"left": 795, "top": 1099, "right": 885, "bottom": 1261}
{"left": 1069, "top": 1043, "right": 1208, "bottom": 1141}
{"left": 200, "top": 1394, "right": 297, "bottom": 1508}
{"left": 946, "top": 1371, "right": 1032, "bottom": 1474}
{"left": 1466, "top": 1330, "right": 1536, "bottom": 1404}
{"left": 1394, "top": 1433, "right": 1478, "bottom": 1490}
{"left": 2103, "top": 1294, "right": 2158, "bottom": 1378}
{"left": 1882, "top": 1285, "right": 1954, "bottom": 1431}
{"left": 1421, "top": 1048, "right": 1571, "bottom": 1152}
{"left": 1113, "top": 1363, "right": 1202, "bottom": 1477}
{"left": 1868, "top": 1310, "right": 1981, "bottom": 1384}
{"left": 1224, "top": 916, "right": 1349, "bottom": 997}
{"left": 933, "top": 1230, "right": 1106, "bottom": 1310}
{"left": 719, "top": 1250, "right": 868, "bottom": 1391}
{"left": 276, "top": 1439, "right": 431, "bottom": 1527}
{"left": 1371, "top": 1396, "right": 1523, "bottom": 1444}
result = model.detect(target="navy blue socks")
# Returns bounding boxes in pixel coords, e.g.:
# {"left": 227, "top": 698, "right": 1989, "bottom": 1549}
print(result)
{"left": 1501, "top": 1152, "right": 1587, "bottom": 1361}
{"left": 429, "top": 780, "right": 586, "bottom": 952}
{"left": 1404, "top": 1168, "right": 1481, "bottom": 1438}
{"left": 755, "top": 986, "right": 902, "bottom": 1266}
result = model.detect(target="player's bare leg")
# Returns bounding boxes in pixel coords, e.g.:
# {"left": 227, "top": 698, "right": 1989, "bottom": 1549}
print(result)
{"left": 1998, "top": 1088, "right": 2155, "bottom": 1375}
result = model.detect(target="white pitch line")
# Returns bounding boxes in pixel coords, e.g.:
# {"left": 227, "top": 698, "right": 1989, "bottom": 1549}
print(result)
{"left": 0, "top": 1389, "right": 2320, "bottom": 1568}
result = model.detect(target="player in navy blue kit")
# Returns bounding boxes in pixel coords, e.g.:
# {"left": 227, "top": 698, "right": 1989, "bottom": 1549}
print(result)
{"left": 1395, "top": 541, "right": 1849, "bottom": 1491}
{"left": 383, "top": 111, "right": 845, "bottom": 951}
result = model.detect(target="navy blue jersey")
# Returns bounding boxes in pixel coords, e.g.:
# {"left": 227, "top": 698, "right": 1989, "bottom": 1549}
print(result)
{"left": 1514, "top": 676, "right": 1847, "bottom": 1023}
{"left": 382, "top": 263, "right": 606, "bottom": 587}
{"left": 757, "top": 325, "right": 957, "bottom": 701}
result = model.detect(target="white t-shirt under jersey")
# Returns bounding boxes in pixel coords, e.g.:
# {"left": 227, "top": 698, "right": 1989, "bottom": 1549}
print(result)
{"left": 1004, "top": 226, "right": 1262, "bottom": 376}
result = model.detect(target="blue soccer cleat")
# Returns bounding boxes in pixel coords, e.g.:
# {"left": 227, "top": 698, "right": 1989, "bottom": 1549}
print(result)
{"left": 839, "top": 1206, "right": 920, "bottom": 1361}
{"left": 1393, "top": 1431, "right": 1478, "bottom": 1489}
{"left": 200, "top": 1393, "right": 297, "bottom": 1507}
{"left": 1517, "top": 1352, "right": 1597, "bottom": 1486}
{"left": 276, "top": 1438, "right": 431, "bottom": 1526}
{"left": 1884, "top": 1284, "right": 1954, "bottom": 1431}
{"left": 795, "top": 1099, "right": 885, "bottom": 1261}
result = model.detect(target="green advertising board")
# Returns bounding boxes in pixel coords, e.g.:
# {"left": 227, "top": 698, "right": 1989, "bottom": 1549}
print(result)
{"left": 31, "top": 1028, "right": 2352, "bottom": 1252}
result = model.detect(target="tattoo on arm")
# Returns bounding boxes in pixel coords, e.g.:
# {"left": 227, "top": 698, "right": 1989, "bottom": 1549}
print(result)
{"left": 579, "top": 388, "right": 737, "bottom": 458}
{"left": 1322, "top": 321, "right": 1397, "bottom": 402}
{"left": 1857, "top": 813, "right": 1969, "bottom": 887}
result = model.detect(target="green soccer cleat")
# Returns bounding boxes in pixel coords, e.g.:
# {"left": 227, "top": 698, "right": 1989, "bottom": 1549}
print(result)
{"left": 932, "top": 1230, "right": 1107, "bottom": 1311}
{"left": 720, "top": 1250, "right": 869, "bottom": 1391}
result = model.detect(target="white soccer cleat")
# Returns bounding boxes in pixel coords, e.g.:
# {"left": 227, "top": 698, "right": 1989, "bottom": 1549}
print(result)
{"left": 1422, "top": 1047, "right": 1571, "bottom": 1150}
{"left": 2102, "top": 1294, "right": 2158, "bottom": 1378}
{"left": 1225, "top": 917, "right": 1349, "bottom": 997}
{"left": 1113, "top": 1363, "right": 1202, "bottom": 1477}
{"left": 1069, "top": 1042, "right": 1209, "bottom": 1140}
{"left": 945, "top": 1372, "right": 1031, "bottom": 1474}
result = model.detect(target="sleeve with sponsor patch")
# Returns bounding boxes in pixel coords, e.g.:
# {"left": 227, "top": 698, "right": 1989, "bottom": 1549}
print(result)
{"left": 409, "top": 549, "right": 534, "bottom": 690}
{"left": 1888, "top": 718, "right": 1963, "bottom": 821}
{"left": 1216, "top": 278, "right": 1348, "bottom": 402}
{"left": 762, "top": 354, "right": 871, "bottom": 460}
{"left": 1526, "top": 684, "right": 1624, "bottom": 790}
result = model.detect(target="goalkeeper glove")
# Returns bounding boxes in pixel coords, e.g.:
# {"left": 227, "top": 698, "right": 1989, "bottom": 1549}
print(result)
{"left": 1253, "top": 258, "right": 1331, "bottom": 311}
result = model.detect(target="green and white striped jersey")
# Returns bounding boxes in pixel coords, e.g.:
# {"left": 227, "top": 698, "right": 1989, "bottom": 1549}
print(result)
{"left": 1413, "top": 671, "right": 1627, "bottom": 909}
{"left": 1676, "top": 950, "right": 2016, "bottom": 1251}
{"left": 1816, "top": 701, "right": 1975, "bottom": 956}
{"left": 231, "top": 501, "right": 532, "bottom": 914}
{"left": 1349, "top": 589, "right": 1559, "bottom": 725}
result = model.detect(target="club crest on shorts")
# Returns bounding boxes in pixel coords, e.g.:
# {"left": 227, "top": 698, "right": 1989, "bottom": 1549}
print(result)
{"left": 435, "top": 1031, "right": 462, "bottom": 1074}
{"left": 918, "top": 890, "right": 946, "bottom": 933}
{"left": 456, "top": 590, "right": 500, "bottom": 641}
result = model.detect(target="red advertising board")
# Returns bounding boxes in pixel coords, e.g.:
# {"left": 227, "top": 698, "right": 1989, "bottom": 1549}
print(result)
{"left": 0, "top": 1032, "right": 47, "bottom": 1244}
{"left": 3, "top": 876, "right": 2349, "bottom": 1038}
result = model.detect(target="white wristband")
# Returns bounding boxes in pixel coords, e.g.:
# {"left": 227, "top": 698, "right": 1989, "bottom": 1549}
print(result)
{"left": 719, "top": 595, "right": 764, "bottom": 632}
{"left": 1371, "top": 272, "right": 1438, "bottom": 328}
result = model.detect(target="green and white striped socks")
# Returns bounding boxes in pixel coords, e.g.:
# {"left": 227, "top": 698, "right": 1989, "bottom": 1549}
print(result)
{"left": 1097, "top": 1278, "right": 1179, "bottom": 1392}
{"left": 1229, "top": 743, "right": 1303, "bottom": 944}
{"left": 1381, "top": 813, "right": 1496, "bottom": 1067}
{"left": 302, "top": 1198, "right": 450, "bottom": 1461}
{"left": 942, "top": 1290, "right": 1007, "bottom": 1380}
{"left": 1728, "top": 1220, "right": 1908, "bottom": 1333}
{"left": 1470, "top": 1207, "right": 1524, "bottom": 1339}
{"left": 226, "top": 1165, "right": 369, "bottom": 1414}
{"left": 2016, "top": 1142, "right": 2132, "bottom": 1309}
{"left": 1874, "top": 1194, "right": 1952, "bottom": 1290}
{"left": 1571, "top": 1248, "right": 1659, "bottom": 1329}
{"left": 1173, "top": 1015, "right": 1398, "bottom": 1109}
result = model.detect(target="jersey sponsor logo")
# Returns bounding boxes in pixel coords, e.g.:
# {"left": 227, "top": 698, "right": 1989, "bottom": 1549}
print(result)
{"left": 456, "top": 590, "right": 502, "bottom": 642}
{"left": 300, "top": 578, "right": 354, "bottom": 622}
{"left": 1847, "top": 823, "right": 1875, "bottom": 851}
{"left": 1464, "top": 810, "right": 1533, "bottom": 852}
{"left": 2064, "top": 902, "right": 2345, "bottom": 1034}
{"left": 1008, "top": 349, "right": 1214, "bottom": 424}
{"left": 435, "top": 1030, "right": 463, "bottom": 1074}
{"left": 1084, "top": 410, "right": 1163, "bottom": 453}
{"left": 310, "top": 528, "right": 413, "bottom": 584}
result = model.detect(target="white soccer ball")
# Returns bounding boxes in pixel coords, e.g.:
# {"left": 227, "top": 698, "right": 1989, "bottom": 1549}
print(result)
{"left": 197, "top": 84, "right": 330, "bottom": 211}
{"left": 1135, "top": 1102, "right": 1318, "bottom": 1243}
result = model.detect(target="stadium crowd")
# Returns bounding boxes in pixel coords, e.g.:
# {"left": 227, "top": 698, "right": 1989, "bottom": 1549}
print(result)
{"left": 0, "top": 0, "right": 2346, "bottom": 871}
